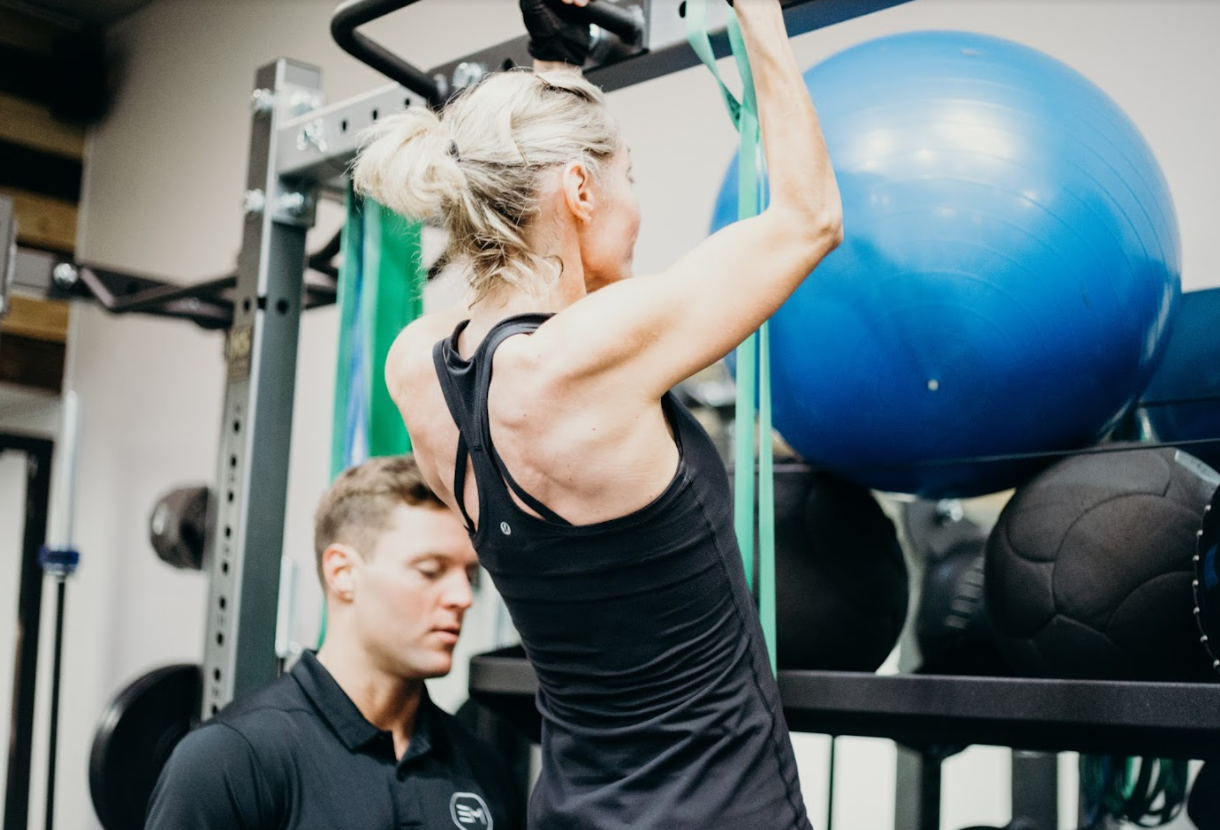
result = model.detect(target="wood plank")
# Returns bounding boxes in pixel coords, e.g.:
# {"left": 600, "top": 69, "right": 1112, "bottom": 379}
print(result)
{"left": 0, "top": 296, "right": 69, "bottom": 344}
{"left": 0, "top": 8, "right": 63, "bottom": 54}
{"left": 0, "top": 93, "right": 84, "bottom": 159}
{"left": 0, "top": 333, "right": 64, "bottom": 393}
{"left": 0, "top": 187, "right": 76, "bottom": 253}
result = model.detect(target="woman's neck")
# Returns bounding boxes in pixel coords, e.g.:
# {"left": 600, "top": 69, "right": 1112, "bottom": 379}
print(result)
{"left": 461, "top": 219, "right": 587, "bottom": 344}
{"left": 466, "top": 257, "right": 586, "bottom": 324}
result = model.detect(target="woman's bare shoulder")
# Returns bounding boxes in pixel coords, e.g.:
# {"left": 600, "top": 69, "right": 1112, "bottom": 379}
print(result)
{"left": 386, "top": 308, "right": 468, "bottom": 391}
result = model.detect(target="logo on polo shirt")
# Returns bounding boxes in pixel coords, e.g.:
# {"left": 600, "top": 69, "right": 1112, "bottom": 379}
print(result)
{"left": 450, "top": 792, "right": 493, "bottom": 829}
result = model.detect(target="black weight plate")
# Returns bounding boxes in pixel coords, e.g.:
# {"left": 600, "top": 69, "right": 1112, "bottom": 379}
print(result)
{"left": 88, "top": 664, "right": 201, "bottom": 830}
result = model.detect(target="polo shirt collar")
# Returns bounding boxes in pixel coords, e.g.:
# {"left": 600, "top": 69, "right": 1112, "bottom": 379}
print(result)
{"left": 291, "top": 650, "right": 448, "bottom": 766}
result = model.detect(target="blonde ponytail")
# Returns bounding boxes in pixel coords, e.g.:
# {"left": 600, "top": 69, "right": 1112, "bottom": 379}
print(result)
{"left": 352, "top": 69, "right": 620, "bottom": 302}
{"left": 352, "top": 107, "right": 464, "bottom": 221}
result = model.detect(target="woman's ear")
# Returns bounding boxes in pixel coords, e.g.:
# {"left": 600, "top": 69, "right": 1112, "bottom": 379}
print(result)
{"left": 322, "top": 543, "right": 362, "bottom": 601}
{"left": 561, "top": 160, "right": 596, "bottom": 223}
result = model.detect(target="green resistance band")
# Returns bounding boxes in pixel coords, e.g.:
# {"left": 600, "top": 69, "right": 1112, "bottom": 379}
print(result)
{"left": 1080, "top": 755, "right": 1189, "bottom": 827}
{"left": 686, "top": 0, "right": 776, "bottom": 671}
{"left": 321, "top": 183, "right": 426, "bottom": 646}
{"left": 362, "top": 197, "right": 424, "bottom": 457}
{"left": 330, "top": 185, "right": 423, "bottom": 477}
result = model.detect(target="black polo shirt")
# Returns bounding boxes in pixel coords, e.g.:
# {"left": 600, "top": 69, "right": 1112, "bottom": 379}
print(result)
{"left": 146, "top": 651, "right": 523, "bottom": 829}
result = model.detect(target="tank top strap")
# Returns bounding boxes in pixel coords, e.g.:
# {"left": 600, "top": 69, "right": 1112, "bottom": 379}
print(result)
{"left": 432, "top": 321, "right": 479, "bottom": 533}
{"left": 433, "top": 313, "right": 573, "bottom": 531}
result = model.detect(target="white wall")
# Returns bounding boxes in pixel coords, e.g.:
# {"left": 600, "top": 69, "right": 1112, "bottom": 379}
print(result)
{"left": 30, "top": 1, "right": 1214, "bottom": 829}
{"left": 0, "top": 423, "right": 45, "bottom": 815}
{"left": 0, "top": 449, "right": 22, "bottom": 801}
{"left": 0, "top": 381, "right": 65, "bottom": 830}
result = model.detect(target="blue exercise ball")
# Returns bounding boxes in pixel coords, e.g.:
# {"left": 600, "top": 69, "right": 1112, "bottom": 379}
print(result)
{"left": 1140, "top": 288, "right": 1220, "bottom": 470}
{"left": 711, "top": 31, "right": 1180, "bottom": 498}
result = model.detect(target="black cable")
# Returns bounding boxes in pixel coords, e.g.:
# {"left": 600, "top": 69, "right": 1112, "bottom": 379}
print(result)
{"left": 826, "top": 736, "right": 836, "bottom": 830}
{"left": 44, "top": 577, "right": 66, "bottom": 830}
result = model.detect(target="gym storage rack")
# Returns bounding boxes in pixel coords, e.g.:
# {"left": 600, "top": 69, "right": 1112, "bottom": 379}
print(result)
{"left": 470, "top": 648, "right": 1220, "bottom": 760}
{"left": 469, "top": 647, "right": 1216, "bottom": 829}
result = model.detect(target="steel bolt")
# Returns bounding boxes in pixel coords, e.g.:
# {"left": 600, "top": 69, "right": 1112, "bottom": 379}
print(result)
{"left": 250, "top": 89, "right": 275, "bottom": 116}
{"left": 288, "top": 90, "right": 322, "bottom": 117}
{"left": 297, "top": 120, "right": 326, "bottom": 153}
{"left": 52, "top": 263, "right": 79, "bottom": 289}
{"left": 432, "top": 73, "right": 450, "bottom": 101}
{"left": 277, "top": 192, "right": 309, "bottom": 217}
{"left": 452, "top": 62, "right": 486, "bottom": 90}
{"left": 934, "top": 499, "right": 965, "bottom": 524}
{"left": 242, "top": 189, "right": 266, "bottom": 216}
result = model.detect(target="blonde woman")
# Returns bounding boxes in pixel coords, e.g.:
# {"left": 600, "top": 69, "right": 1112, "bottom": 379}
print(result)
{"left": 354, "top": 1, "right": 841, "bottom": 826}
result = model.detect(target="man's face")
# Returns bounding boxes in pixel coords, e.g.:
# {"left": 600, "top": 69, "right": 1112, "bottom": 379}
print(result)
{"left": 350, "top": 503, "right": 479, "bottom": 680}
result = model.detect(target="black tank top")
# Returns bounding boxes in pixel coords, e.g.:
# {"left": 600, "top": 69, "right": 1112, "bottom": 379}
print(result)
{"left": 434, "top": 314, "right": 811, "bottom": 830}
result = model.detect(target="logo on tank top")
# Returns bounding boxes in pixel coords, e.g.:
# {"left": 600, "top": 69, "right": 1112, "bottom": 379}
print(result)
{"left": 450, "top": 792, "right": 493, "bottom": 828}
{"left": 499, "top": 521, "right": 512, "bottom": 536}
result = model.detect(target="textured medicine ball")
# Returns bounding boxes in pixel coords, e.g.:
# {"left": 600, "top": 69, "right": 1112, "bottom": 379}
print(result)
{"left": 1193, "top": 483, "right": 1220, "bottom": 676}
{"left": 769, "top": 464, "right": 909, "bottom": 672}
{"left": 985, "top": 445, "right": 1218, "bottom": 681}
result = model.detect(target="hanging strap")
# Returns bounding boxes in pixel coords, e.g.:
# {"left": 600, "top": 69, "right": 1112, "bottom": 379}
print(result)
{"left": 322, "top": 186, "right": 427, "bottom": 647}
{"left": 331, "top": 179, "right": 369, "bottom": 477}
{"left": 686, "top": 0, "right": 777, "bottom": 672}
{"left": 330, "top": 188, "right": 424, "bottom": 478}
{"left": 363, "top": 197, "right": 424, "bottom": 457}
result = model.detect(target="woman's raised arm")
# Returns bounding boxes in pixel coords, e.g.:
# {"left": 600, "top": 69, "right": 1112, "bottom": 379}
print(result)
{"left": 537, "top": 0, "right": 842, "bottom": 399}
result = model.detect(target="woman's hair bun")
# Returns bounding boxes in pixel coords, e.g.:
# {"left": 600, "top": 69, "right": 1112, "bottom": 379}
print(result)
{"left": 351, "top": 107, "right": 465, "bottom": 219}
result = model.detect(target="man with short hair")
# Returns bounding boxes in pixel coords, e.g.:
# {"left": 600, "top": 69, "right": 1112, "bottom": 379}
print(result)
{"left": 147, "top": 454, "right": 522, "bottom": 830}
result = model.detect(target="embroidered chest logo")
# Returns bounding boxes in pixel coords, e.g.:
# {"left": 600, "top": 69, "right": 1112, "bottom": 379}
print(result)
{"left": 499, "top": 521, "right": 511, "bottom": 536}
{"left": 450, "top": 792, "right": 493, "bottom": 829}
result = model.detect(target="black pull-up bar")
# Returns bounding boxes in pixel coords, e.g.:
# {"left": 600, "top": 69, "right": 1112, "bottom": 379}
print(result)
{"left": 330, "top": 0, "right": 644, "bottom": 107}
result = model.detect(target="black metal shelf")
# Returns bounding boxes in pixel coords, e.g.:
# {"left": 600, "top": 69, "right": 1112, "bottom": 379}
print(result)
{"left": 469, "top": 648, "right": 1220, "bottom": 760}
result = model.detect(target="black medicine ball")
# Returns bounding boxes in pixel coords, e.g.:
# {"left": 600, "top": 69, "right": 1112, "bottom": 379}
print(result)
{"left": 769, "top": 465, "right": 909, "bottom": 672}
{"left": 985, "top": 445, "right": 1218, "bottom": 681}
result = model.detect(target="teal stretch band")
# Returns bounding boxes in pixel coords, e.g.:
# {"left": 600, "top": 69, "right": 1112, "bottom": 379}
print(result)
{"left": 322, "top": 186, "right": 427, "bottom": 648}
{"left": 686, "top": 0, "right": 777, "bottom": 671}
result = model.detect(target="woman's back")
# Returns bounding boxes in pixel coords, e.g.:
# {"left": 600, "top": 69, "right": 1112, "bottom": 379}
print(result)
{"left": 390, "top": 307, "right": 684, "bottom": 531}
{"left": 430, "top": 315, "right": 811, "bottom": 830}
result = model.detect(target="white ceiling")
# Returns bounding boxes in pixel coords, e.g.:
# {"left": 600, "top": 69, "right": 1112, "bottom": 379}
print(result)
{"left": 1, "top": 0, "right": 159, "bottom": 27}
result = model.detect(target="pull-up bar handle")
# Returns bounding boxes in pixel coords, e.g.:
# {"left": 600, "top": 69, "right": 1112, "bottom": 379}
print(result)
{"left": 331, "top": 0, "right": 644, "bottom": 106}
{"left": 576, "top": 1, "right": 646, "bottom": 45}
{"left": 331, "top": 0, "right": 445, "bottom": 107}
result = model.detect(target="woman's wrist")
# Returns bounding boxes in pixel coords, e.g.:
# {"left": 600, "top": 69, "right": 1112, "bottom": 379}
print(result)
{"left": 533, "top": 59, "right": 584, "bottom": 74}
